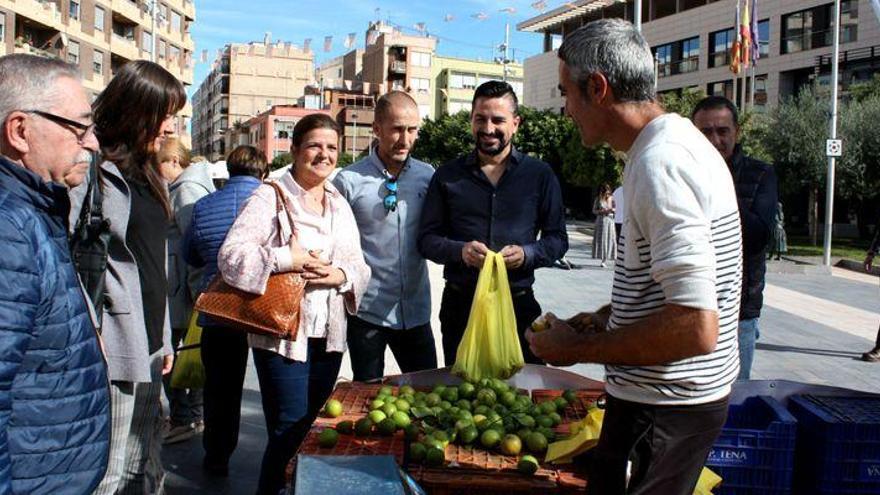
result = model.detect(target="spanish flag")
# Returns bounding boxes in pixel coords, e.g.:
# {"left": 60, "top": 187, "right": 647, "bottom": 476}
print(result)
{"left": 729, "top": 0, "right": 742, "bottom": 74}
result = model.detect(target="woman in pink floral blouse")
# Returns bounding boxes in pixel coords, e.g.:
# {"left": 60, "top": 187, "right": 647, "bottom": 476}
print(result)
{"left": 218, "top": 113, "right": 370, "bottom": 494}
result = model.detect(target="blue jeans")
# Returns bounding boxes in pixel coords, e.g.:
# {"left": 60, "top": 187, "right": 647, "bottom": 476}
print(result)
{"left": 252, "top": 339, "right": 342, "bottom": 495}
{"left": 737, "top": 318, "right": 760, "bottom": 380}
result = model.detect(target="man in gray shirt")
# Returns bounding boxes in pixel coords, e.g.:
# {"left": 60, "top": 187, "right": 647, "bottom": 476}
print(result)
{"left": 333, "top": 91, "right": 437, "bottom": 382}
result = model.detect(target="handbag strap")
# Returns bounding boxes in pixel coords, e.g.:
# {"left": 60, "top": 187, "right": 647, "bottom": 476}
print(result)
{"left": 269, "top": 181, "right": 297, "bottom": 244}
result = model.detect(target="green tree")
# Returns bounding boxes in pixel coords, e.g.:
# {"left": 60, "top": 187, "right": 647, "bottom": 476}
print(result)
{"left": 658, "top": 87, "right": 706, "bottom": 117}
{"left": 848, "top": 73, "right": 880, "bottom": 102}
{"left": 271, "top": 152, "right": 291, "bottom": 170}
{"left": 839, "top": 95, "right": 880, "bottom": 235}
{"left": 337, "top": 152, "right": 355, "bottom": 167}
{"left": 514, "top": 107, "right": 572, "bottom": 167}
{"left": 559, "top": 126, "right": 623, "bottom": 188}
{"left": 763, "top": 86, "right": 831, "bottom": 244}
{"left": 414, "top": 110, "right": 473, "bottom": 166}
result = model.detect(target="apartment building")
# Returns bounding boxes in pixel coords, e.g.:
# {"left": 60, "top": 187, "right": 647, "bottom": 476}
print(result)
{"left": 318, "top": 48, "right": 364, "bottom": 89}
{"left": 518, "top": 0, "right": 880, "bottom": 112}
{"left": 431, "top": 55, "right": 524, "bottom": 119}
{"left": 362, "top": 21, "right": 436, "bottom": 119}
{"left": 0, "top": 0, "right": 195, "bottom": 126}
{"left": 192, "top": 39, "right": 315, "bottom": 160}
{"left": 223, "top": 105, "right": 331, "bottom": 162}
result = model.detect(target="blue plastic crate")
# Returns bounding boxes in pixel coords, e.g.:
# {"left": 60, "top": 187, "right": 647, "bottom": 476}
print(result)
{"left": 789, "top": 395, "right": 880, "bottom": 495}
{"left": 706, "top": 396, "right": 797, "bottom": 495}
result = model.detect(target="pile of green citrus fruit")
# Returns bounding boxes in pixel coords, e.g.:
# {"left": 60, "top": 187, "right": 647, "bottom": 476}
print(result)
{"left": 321, "top": 379, "right": 582, "bottom": 475}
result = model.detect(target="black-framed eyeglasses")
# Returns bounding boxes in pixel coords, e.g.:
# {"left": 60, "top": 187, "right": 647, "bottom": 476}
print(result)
{"left": 383, "top": 176, "right": 398, "bottom": 212}
{"left": 24, "top": 109, "right": 96, "bottom": 144}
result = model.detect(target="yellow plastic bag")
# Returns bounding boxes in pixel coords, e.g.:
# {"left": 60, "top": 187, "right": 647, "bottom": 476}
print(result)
{"left": 546, "top": 406, "right": 605, "bottom": 464}
{"left": 694, "top": 467, "right": 722, "bottom": 495}
{"left": 170, "top": 312, "right": 205, "bottom": 389}
{"left": 452, "top": 252, "right": 524, "bottom": 382}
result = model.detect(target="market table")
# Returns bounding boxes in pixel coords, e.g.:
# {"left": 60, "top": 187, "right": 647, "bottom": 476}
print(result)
{"left": 285, "top": 365, "right": 605, "bottom": 494}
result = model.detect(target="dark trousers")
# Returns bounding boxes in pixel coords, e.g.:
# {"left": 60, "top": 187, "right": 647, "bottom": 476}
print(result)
{"left": 438, "top": 283, "right": 544, "bottom": 367}
{"left": 252, "top": 339, "right": 342, "bottom": 495}
{"left": 347, "top": 316, "right": 438, "bottom": 382}
{"left": 201, "top": 325, "right": 249, "bottom": 466}
{"left": 615, "top": 223, "right": 623, "bottom": 244}
{"left": 163, "top": 326, "right": 205, "bottom": 426}
{"left": 587, "top": 395, "right": 729, "bottom": 495}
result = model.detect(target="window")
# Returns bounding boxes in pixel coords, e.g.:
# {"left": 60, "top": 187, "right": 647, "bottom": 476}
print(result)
{"left": 411, "top": 51, "right": 431, "bottom": 67}
{"left": 449, "top": 72, "right": 477, "bottom": 89}
{"left": 655, "top": 37, "right": 699, "bottom": 77}
{"left": 170, "top": 10, "right": 182, "bottom": 32}
{"left": 678, "top": 36, "right": 700, "bottom": 74}
{"left": 709, "top": 28, "right": 734, "bottom": 68}
{"left": 93, "top": 50, "right": 104, "bottom": 75}
{"left": 654, "top": 43, "right": 672, "bottom": 77}
{"left": 142, "top": 31, "right": 153, "bottom": 53}
{"left": 782, "top": 0, "right": 858, "bottom": 54}
{"left": 510, "top": 80, "right": 524, "bottom": 96}
{"left": 411, "top": 77, "right": 430, "bottom": 93}
{"left": 707, "top": 80, "right": 733, "bottom": 101}
{"left": 757, "top": 20, "right": 769, "bottom": 58}
{"left": 69, "top": 1, "right": 80, "bottom": 21}
{"left": 169, "top": 45, "right": 180, "bottom": 62}
{"left": 94, "top": 6, "right": 105, "bottom": 31}
{"left": 0, "top": 14, "right": 5, "bottom": 44}
{"left": 67, "top": 40, "right": 80, "bottom": 65}
{"left": 448, "top": 101, "right": 470, "bottom": 114}
{"left": 158, "top": 38, "right": 166, "bottom": 59}
{"left": 418, "top": 104, "right": 430, "bottom": 120}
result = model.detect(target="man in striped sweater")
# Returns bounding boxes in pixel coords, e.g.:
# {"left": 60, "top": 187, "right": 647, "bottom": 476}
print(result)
{"left": 527, "top": 19, "right": 743, "bottom": 495}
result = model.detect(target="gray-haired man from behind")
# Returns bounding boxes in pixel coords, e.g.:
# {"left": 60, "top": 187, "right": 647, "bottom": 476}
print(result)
{"left": 525, "top": 19, "right": 742, "bottom": 495}
{"left": 333, "top": 91, "right": 438, "bottom": 381}
{"left": 0, "top": 54, "right": 111, "bottom": 494}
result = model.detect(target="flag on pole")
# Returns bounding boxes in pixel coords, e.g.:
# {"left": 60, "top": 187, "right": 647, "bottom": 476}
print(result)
{"left": 303, "top": 38, "right": 312, "bottom": 53}
{"left": 344, "top": 33, "right": 356, "bottom": 49}
{"left": 414, "top": 22, "right": 427, "bottom": 33}
{"left": 472, "top": 12, "right": 488, "bottom": 21}
{"left": 199, "top": 49, "right": 207, "bottom": 63}
{"left": 367, "top": 30, "right": 379, "bottom": 45}
{"left": 499, "top": 7, "right": 517, "bottom": 14}
{"left": 531, "top": 1, "right": 548, "bottom": 12}
{"left": 740, "top": 0, "right": 752, "bottom": 70}
{"left": 444, "top": 14, "right": 455, "bottom": 22}
{"left": 750, "top": 0, "right": 760, "bottom": 64}
{"left": 323, "top": 36, "right": 332, "bottom": 52}
{"left": 729, "top": 0, "right": 742, "bottom": 74}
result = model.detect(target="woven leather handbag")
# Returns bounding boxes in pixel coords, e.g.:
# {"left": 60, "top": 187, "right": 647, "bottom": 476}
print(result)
{"left": 194, "top": 182, "right": 306, "bottom": 340}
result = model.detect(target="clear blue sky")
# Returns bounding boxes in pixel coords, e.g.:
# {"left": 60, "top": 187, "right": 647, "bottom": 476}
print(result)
{"left": 190, "top": 0, "right": 559, "bottom": 92}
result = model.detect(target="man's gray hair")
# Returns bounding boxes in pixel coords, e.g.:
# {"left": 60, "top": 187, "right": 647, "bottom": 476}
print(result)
{"left": 0, "top": 54, "right": 81, "bottom": 124}
{"left": 558, "top": 18, "right": 655, "bottom": 103}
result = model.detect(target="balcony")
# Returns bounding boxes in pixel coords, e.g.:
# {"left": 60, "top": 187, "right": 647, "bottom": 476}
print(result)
{"left": 110, "top": 33, "right": 139, "bottom": 60}
{"left": 111, "top": 0, "right": 144, "bottom": 24}
{"left": 389, "top": 60, "right": 406, "bottom": 75}
{"left": 14, "top": 0, "right": 63, "bottom": 31}
{"left": 182, "top": 0, "right": 195, "bottom": 21}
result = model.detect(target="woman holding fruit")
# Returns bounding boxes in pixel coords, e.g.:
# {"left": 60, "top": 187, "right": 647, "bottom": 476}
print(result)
{"left": 218, "top": 113, "right": 370, "bottom": 494}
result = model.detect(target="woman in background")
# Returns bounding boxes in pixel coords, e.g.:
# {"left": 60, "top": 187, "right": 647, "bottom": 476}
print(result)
{"left": 592, "top": 183, "right": 617, "bottom": 267}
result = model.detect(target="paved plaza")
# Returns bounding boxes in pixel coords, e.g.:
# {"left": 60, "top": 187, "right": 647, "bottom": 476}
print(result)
{"left": 163, "top": 223, "right": 880, "bottom": 493}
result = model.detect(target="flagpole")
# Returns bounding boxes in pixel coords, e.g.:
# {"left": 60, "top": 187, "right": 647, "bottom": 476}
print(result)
{"left": 635, "top": 0, "right": 642, "bottom": 32}
{"left": 823, "top": 0, "right": 842, "bottom": 267}
{"left": 749, "top": 66, "right": 756, "bottom": 111}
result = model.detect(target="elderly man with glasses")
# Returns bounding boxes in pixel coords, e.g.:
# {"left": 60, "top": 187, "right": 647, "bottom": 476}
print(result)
{"left": 332, "top": 91, "right": 438, "bottom": 382}
{"left": 0, "top": 54, "right": 110, "bottom": 494}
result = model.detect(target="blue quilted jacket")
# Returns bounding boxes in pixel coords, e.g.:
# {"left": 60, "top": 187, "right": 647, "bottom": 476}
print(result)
{"left": 0, "top": 157, "right": 110, "bottom": 494}
{"left": 183, "top": 175, "right": 262, "bottom": 327}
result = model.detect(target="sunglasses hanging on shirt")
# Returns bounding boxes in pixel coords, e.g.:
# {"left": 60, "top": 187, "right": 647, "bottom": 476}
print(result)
{"left": 383, "top": 174, "right": 398, "bottom": 212}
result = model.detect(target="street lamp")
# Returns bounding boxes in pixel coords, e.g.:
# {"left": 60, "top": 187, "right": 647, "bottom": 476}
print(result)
{"left": 823, "top": 0, "right": 842, "bottom": 267}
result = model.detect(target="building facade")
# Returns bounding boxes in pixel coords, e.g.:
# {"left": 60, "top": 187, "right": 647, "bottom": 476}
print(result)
{"left": 518, "top": 0, "right": 880, "bottom": 113}
{"left": 431, "top": 55, "right": 524, "bottom": 119}
{"left": 192, "top": 39, "right": 315, "bottom": 160}
{"left": 0, "top": 0, "right": 196, "bottom": 126}
{"left": 362, "top": 21, "right": 437, "bottom": 119}
{"left": 224, "top": 105, "right": 331, "bottom": 163}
